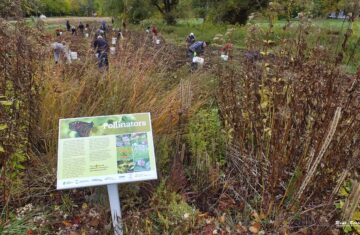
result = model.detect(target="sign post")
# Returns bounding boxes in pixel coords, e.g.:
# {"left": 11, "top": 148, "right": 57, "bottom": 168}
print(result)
{"left": 107, "top": 184, "right": 123, "bottom": 235}
{"left": 56, "top": 113, "right": 157, "bottom": 235}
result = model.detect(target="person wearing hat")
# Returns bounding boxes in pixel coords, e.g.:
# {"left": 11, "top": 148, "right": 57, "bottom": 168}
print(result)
{"left": 93, "top": 35, "right": 109, "bottom": 69}
{"left": 186, "top": 32, "right": 196, "bottom": 48}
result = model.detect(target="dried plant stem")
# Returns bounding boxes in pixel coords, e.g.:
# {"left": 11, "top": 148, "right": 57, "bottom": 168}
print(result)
{"left": 296, "top": 107, "right": 342, "bottom": 200}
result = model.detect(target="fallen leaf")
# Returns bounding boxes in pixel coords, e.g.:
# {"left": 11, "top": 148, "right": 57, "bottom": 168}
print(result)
{"left": 219, "top": 213, "right": 226, "bottom": 223}
{"left": 252, "top": 211, "right": 260, "bottom": 221}
{"left": 236, "top": 224, "right": 247, "bottom": 233}
{"left": 82, "top": 203, "right": 88, "bottom": 209}
{"left": 62, "top": 220, "right": 72, "bottom": 227}
{"left": 203, "top": 224, "right": 215, "bottom": 235}
{"left": 72, "top": 216, "right": 81, "bottom": 224}
{"left": 89, "top": 218, "right": 100, "bottom": 227}
{"left": 249, "top": 222, "right": 261, "bottom": 234}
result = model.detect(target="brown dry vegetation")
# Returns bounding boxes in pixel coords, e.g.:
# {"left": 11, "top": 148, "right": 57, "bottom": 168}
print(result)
{"left": 1, "top": 16, "right": 360, "bottom": 235}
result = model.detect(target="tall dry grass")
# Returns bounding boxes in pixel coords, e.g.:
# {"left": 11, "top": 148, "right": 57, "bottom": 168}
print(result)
{"left": 215, "top": 17, "right": 360, "bottom": 233}
{"left": 34, "top": 31, "right": 214, "bottom": 180}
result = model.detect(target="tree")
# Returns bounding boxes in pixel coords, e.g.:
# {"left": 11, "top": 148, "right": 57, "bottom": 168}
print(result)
{"left": 129, "top": 0, "right": 152, "bottom": 24}
{"left": 200, "top": 0, "right": 269, "bottom": 25}
{"left": 98, "top": 0, "right": 152, "bottom": 24}
{"left": 0, "top": 0, "right": 41, "bottom": 18}
{"left": 150, "top": 0, "right": 179, "bottom": 25}
{"left": 39, "top": 0, "right": 72, "bottom": 16}
{"left": 191, "top": 0, "right": 210, "bottom": 18}
{"left": 78, "top": 0, "right": 98, "bottom": 16}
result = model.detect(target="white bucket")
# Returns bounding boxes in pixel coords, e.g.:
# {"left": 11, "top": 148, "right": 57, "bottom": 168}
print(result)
{"left": 220, "top": 54, "right": 229, "bottom": 61}
{"left": 70, "top": 52, "right": 78, "bottom": 60}
{"left": 85, "top": 33, "right": 89, "bottom": 38}
{"left": 110, "top": 47, "right": 116, "bottom": 55}
{"left": 156, "top": 39, "right": 160, "bottom": 45}
{"left": 112, "top": 37, "right": 117, "bottom": 45}
{"left": 192, "top": 56, "right": 204, "bottom": 65}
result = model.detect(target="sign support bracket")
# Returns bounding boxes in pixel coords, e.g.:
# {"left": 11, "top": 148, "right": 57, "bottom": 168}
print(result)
{"left": 107, "top": 184, "right": 123, "bottom": 235}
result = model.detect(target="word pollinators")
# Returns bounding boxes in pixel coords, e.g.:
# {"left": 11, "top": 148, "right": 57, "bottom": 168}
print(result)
{"left": 103, "top": 121, "right": 147, "bottom": 129}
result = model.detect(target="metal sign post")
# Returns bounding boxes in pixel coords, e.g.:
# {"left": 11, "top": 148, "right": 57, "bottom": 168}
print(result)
{"left": 107, "top": 184, "right": 123, "bottom": 235}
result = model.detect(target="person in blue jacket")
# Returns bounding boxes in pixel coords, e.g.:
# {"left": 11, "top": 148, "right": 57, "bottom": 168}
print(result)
{"left": 187, "top": 41, "right": 208, "bottom": 70}
{"left": 188, "top": 41, "right": 207, "bottom": 58}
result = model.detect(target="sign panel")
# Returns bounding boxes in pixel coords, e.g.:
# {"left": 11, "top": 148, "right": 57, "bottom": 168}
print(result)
{"left": 57, "top": 113, "right": 157, "bottom": 189}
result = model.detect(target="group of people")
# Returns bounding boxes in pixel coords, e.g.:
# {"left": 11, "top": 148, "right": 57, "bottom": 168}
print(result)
{"left": 53, "top": 20, "right": 110, "bottom": 69}
{"left": 186, "top": 32, "right": 233, "bottom": 60}
{"left": 53, "top": 20, "right": 234, "bottom": 71}
{"left": 65, "top": 20, "right": 89, "bottom": 36}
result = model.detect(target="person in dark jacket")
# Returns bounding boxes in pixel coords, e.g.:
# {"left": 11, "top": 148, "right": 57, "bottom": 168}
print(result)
{"left": 66, "top": 20, "right": 71, "bottom": 31}
{"left": 71, "top": 26, "right": 77, "bottom": 35}
{"left": 78, "top": 22, "right": 84, "bottom": 33}
{"left": 93, "top": 35, "right": 109, "bottom": 69}
{"left": 100, "top": 21, "right": 107, "bottom": 31}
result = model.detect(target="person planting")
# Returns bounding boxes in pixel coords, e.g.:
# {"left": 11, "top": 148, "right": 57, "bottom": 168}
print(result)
{"left": 52, "top": 40, "right": 70, "bottom": 64}
{"left": 188, "top": 41, "right": 207, "bottom": 58}
{"left": 151, "top": 25, "right": 159, "bottom": 44}
{"left": 93, "top": 35, "right": 109, "bottom": 69}
{"left": 188, "top": 41, "right": 208, "bottom": 70}
{"left": 221, "top": 42, "right": 234, "bottom": 60}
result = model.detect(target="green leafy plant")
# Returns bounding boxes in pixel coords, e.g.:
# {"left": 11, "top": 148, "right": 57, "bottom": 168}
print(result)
{"left": 149, "top": 181, "right": 199, "bottom": 234}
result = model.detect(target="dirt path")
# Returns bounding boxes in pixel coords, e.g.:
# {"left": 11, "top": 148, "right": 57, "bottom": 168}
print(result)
{"left": 7, "top": 16, "right": 112, "bottom": 25}
{"left": 39, "top": 16, "right": 112, "bottom": 24}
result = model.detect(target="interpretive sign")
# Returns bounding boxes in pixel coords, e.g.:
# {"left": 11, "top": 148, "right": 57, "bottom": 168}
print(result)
{"left": 57, "top": 113, "right": 157, "bottom": 190}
